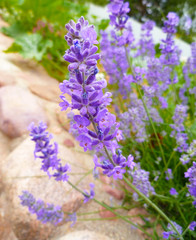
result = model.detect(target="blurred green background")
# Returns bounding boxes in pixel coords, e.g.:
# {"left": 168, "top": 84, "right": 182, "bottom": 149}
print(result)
{"left": 0, "top": 0, "right": 195, "bottom": 81}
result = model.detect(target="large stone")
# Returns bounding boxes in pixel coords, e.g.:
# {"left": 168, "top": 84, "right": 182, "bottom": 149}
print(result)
{"left": 29, "top": 83, "right": 61, "bottom": 103}
{"left": 1, "top": 137, "right": 93, "bottom": 240}
{"left": 0, "top": 85, "right": 48, "bottom": 138}
{"left": 0, "top": 71, "right": 17, "bottom": 87}
{"left": 55, "top": 231, "right": 112, "bottom": 240}
{"left": 0, "top": 131, "right": 11, "bottom": 161}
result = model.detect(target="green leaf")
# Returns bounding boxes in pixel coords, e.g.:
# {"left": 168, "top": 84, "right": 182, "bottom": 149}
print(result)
{"left": 1, "top": 22, "right": 26, "bottom": 37}
{"left": 4, "top": 33, "right": 53, "bottom": 61}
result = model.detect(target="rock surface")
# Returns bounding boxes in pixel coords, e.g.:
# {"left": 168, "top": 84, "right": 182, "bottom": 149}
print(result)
{"left": 55, "top": 230, "right": 112, "bottom": 240}
{"left": 0, "top": 85, "right": 48, "bottom": 138}
{"left": 1, "top": 136, "right": 94, "bottom": 240}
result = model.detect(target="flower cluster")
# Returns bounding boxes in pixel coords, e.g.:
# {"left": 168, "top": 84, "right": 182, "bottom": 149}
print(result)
{"left": 100, "top": 0, "right": 135, "bottom": 98}
{"left": 19, "top": 191, "right": 64, "bottom": 224}
{"left": 83, "top": 183, "right": 95, "bottom": 203}
{"left": 131, "top": 164, "right": 155, "bottom": 200}
{"left": 160, "top": 12, "right": 181, "bottom": 66}
{"left": 135, "top": 20, "right": 155, "bottom": 58}
{"left": 185, "top": 162, "right": 196, "bottom": 207}
{"left": 170, "top": 188, "right": 178, "bottom": 196}
{"left": 170, "top": 105, "right": 188, "bottom": 152}
{"left": 190, "top": 42, "right": 196, "bottom": 74}
{"left": 163, "top": 221, "right": 182, "bottom": 239}
{"left": 29, "top": 122, "right": 70, "bottom": 181}
{"left": 60, "top": 16, "right": 136, "bottom": 180}
{"left": 165, "top": 168, "right": 173, "bottom": 180}
{"left": 108, "top": 0, "right": 130, "bottom": 30}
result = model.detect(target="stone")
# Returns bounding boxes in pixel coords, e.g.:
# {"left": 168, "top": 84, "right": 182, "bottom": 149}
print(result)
{"left": 0, "top": 85, "right": 48, "bottom": 138}
{"left": 99, "top": 172, "right": 112, "bottom": 185}
{"left": 0, "top": 216, "right": 18, "bottom": 240}
{"left": 29, "top": 83, "right": 61, "bottom": 103}
{"left": 103, "top": 184, "right": 124, "bottom": 200}
{"left": 63, "top": 139, "right": 75, "bottom": 148}
{"left": 0, "top": 131, "right": 10, "bottom": 161}
{"left": 99, "top": 206, "right": 116, "bottom": 220}
{"left": 55, "top": 230, "right": 112, "bottom": 240}
{"left": 0, "top": 192, "right": 18, "bottom": 240}
{"left": 0, "top": 71, "right": 17, "bottom": 87}
{"left": 1, "top": 137, "right": 93, "bottom": 240}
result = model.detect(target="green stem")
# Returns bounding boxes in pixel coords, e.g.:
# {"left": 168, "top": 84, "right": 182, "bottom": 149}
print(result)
{"left": 136, "top": 85, "right": 166, "bottom": 166}
{"left": 157, "top": 148, "right": 176, "bottom": 183}
{"left": 123, "top": 176, "right": 184, "bottom": 240}
{"left": 181, "top": 224, "right": 190, "bottom": 237}
{"left": 67, "top": 180, "right": 152, "bottom": 238}
{"left": 177, "top": 204, "right": 187, "bottom": 225}
{"left": 124, "top": 46, "right": 166, "bottom": 167}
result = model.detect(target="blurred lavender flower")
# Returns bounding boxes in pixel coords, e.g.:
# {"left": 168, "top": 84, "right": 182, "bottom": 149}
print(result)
{"left": 83, "top": 183, "right": 95, "bottom": 203}
{"left": 131, "top": 164, "right": 155, "bottom": 200}
{"left": 135, "top": 20, "right": 155, "bottom": 58}
{"left": 108, "top": 0, "right": 130, "bottom": 29}
{"left": 187, "top": 140, "right": 196, "bottom": 157}
{"left": 165, "top": 168, "right": 173, "bottom": 180}
{"left": 19, "top": 191, "right": 64, "bottom": 225}
{"left": 185, "top": 162, "right": 196, "bottom": 207}
{"left": 163, "top": 221, "right": 182, "bottom": 239}
{"left": 181, "top": 15, "right": 192, "bottom": 34}
{"left": 170, "top": 105, "right": 188, "bottom": 152}
{"left": 189, "top": 221, "right": 196, "bottom": 231}
{"left": 160, "top": 12, "right": 181, "bottom": 66}
{"left": 66, "top": 212, "right": 77, "bottom": 227}
{"left": 29, "top": 122, "right": 70, "bottom": 181}
{"left": 180, "top": 154, "right": 190, "bottom": 165}
{"left": 190, "top": 42, "right": 196, "bottom": 74}
{"left": 170, "top": 188, "right": 178, "bottom": 196}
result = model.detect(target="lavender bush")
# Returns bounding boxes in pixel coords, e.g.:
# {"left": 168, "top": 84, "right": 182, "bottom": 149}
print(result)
{"left": 19, "top": 0, "right": 196, "bottom": 239}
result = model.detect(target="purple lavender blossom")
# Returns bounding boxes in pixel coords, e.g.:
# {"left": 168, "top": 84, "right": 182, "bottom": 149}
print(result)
{"left": 170, "top": 105, "right": 188, "bottom": 152}
{"left": 185, "top": 162, "right": 196, "bottom": 207}
{"left": 61, "top": 16, "right": 137, "bottom": 180}
{"left": 83, "top": 183, "right": 95, "bottom": 203}
{"left": 190, "top": 42, "right": 196, "bottom": 73}
{"left": 187, "top": 140, "right": 196, "bottom": 157}
{"left": 135, "top": 20, "right": 155, "bottom": 58}
{"left": 29, "top": 122, "right": 70, "bottom": 181}
{"left": 169, "top": 188, "right": 178, "bottom": 196}
{"left": 108, "top": 0, "right": 130, "bottom": 29}
{"left": 180, "top": 154, "right": 190, "bottom": 165}
{"left": 131, "top": 164, "right": 155, "bottom": 200}
{"left": 163, "top": 221, "right": 182, "bottom": 239}
{"left": 160, "top": 12, "right": 181, "bottom": 66}
{"left": 65, "top": 17, "right": 98, "bottom": 46}
{"left": 66, "top": 212, "right": 77, "bottom": 227}
{"left": 189, "top": 221, "right": 196, "bottom": 231}
{"left": 165, "top": 168, "right": 173, "bottom": 180}
{"left": 19, "top": 191, "right": 64, "bottom": 225}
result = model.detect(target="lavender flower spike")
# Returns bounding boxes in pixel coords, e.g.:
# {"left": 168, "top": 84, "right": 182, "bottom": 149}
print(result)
{"left": 163, "top": 221, "right": 182, "bottom": 239}
{"left": 29, "top": 122, "right": 70, "bottom": 181}
{"left": 83, "top": 183, "right": 95, "bottom": 203}
{"left": 185, "top": 162, "right": 196, "bottom": 207}
{"left": 19, "top": 191, "right": 64, "bottom": 225}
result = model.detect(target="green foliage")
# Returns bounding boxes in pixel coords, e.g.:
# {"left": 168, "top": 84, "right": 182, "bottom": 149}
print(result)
{"left": 113, "top": 61, "right": 196, "bottom": 238}
{"left": 0, "top": 0, "right": 88, "bottom": 80}
{"left": 5, "top": 33, "right": 53, "bottom": 61}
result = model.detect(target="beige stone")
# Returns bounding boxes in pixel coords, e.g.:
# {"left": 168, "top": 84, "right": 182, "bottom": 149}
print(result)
{"left": 1, "top": 137, "right": 93, "bottom": 240}
{"left": 0, "top": 85, "right": 48, "bottom": 138}
{"left": 55, "top": 230, "right": 112, "bottom": 240}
